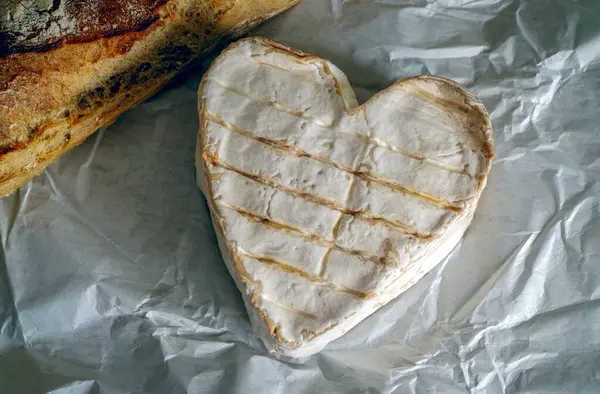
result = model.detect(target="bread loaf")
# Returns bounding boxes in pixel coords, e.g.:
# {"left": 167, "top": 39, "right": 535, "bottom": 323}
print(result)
{"left": 0, "top": 0, "right": 299, "bottom": 196}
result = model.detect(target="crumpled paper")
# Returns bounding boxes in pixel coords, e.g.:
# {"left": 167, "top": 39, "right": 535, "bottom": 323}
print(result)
{"left": 1, "top": 0, "right": 599, "bottom": 392}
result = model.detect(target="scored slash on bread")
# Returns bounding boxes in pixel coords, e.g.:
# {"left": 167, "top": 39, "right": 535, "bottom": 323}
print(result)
{"left": 0, "top": 0, "right": 299, "bottom": 197}
{"left": 196, "top": 37, "right": 493, "bottom": 357}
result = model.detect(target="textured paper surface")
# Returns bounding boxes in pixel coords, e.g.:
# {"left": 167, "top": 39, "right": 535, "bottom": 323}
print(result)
{"left": 1, "top": 0, "right": 599, "bottom": 392}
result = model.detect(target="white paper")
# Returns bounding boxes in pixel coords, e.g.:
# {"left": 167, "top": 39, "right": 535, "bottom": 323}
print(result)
{"left": 1, "top": 0, "right": 599, "bottom": 392}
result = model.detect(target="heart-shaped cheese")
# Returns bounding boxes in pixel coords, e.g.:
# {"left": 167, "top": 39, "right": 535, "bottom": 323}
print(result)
{"left": 196, "top": 37, "right": 493, "bottom": 357}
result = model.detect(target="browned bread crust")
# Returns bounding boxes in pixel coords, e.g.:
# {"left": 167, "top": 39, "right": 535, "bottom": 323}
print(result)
{"left": 1, "top": 1, "right": 169, "bottom": 55}
{"left": 0, "top": 0, "right": 299, "bottom": 196}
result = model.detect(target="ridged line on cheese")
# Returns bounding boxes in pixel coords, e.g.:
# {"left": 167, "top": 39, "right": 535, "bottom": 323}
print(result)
{"left": 241, "top": 256, "right": 365, "bottom": 334}
{"left": 205, "top": 78, "right": 335, "bottom": 127}
{"left": 362, "top": 90, "right": 467, "bottom": 140}
{"left": 335, "top": 215, "right": 412, "bottom": 258}
{"left": 248, "top": 58, "right": 321, "bottom": 84}
{"left": 211, "top": 166, "right": 340, "bottom": 237}
{"left": 210, "top": 52, "right": 345, "bottom": 125}
{"left": 204, "top": 98, "right": 366, "bottom": 171}
{"left": 216, "top": 200, "right": 403, "bottom": 263}
{"left": 248, "top": 53, "right": 478, "bottom": 142}
{"left": 206, "top": 153, "right": 456, "bottom": 236}
{"left": 209, "top": 51, "right": 482, "bottom": 163}
{"left": 323, "top": 249, "right": 394, "bottom": 294}
{"left": 316, "top": 155, "right": 363, "bottom": 281}
{"left": 317, "top": 249, "right": 334, "bottom": 278}
{"left": 204, "top": 118, "right": 469, "bottom": 209}
{"left": 205, "top": 110, "right": 478, "bottom": 202}
{"left": 350, "top": 179, "right": 456, "bottom": 235}
{"left": 204, "top": 80, "right": 469, "bottom": 174}
{"left": 359, "top": 146, "right": 477, "bottom": 202}
{"left": 238, "top": 249, "right": 370, "bottom": 298}
{"left": 401, "top": 81, "right": 475, "bottom": 117}
{"left": 261, "top": 294, "right": 319, "bottom": 319}
{"left": 204, "top": 137, "right": 456, "bottom": 236}
{"left": 248, "top": 57, "right": 352, "bottom": 111}
{"left": 208, "top": 159, "right": 449, "bottom": 238}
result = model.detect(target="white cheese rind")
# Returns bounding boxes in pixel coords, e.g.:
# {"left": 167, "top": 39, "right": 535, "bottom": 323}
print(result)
{"left": 348, "top": 179, "right": 455, "bottom": 234}
{"left": 365, "top": 88, "right": 484, "bottom": 168}
{"left": 218, "top": 207, "right": 328, "bottom": 275}
{"left": 361, "top": 145, "right": 477, "bottom": 201}
{"left": 204, "top": 81, "right": 367, "bottom": 171}
{"left": 206, "top": 121, "right": 354, "bottom": 202}
{"left": 197, "top": 37, "right": 493, "bottom": 358}
{"left": 211, "top": 168, "right": 341, "bottom": 238}
{"left": 323, "top": 250, "right": 394, "bottom": 293}
{"left": 334, "top": 215, "right": 412, "bottom": 257}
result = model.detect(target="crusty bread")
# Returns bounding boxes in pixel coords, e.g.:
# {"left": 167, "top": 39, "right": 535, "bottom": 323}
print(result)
{"left": 0, "top": 0, "right": 299, "bottom": 196}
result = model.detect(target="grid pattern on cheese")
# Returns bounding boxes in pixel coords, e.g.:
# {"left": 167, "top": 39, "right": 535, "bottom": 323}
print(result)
{"left": 203, "top": 90, "right": 477, "bottom": 203}
{"left": 205, "top": 122, "right": 353, "bottom": 202}
{"left": 205, "top": 41, "right": 481, "bottom": 202}
{"left": 361, "top": 145, "right": 477, "bottom": 201}
{"left": 211, "top": 168, "right": 341, "bottom": 238}
{"left": 347, "top": 179, "right": 455, "bottom": 234}
{"left": 210, "top": 167, "right": 273, "bottom": 216}
{"left": 218, "top": 208, "right": 328, "bottom": 275}
{"left": 203, "top": 80, "right": 367, "bottom": 171}
{"left": 206, "top": 111, "right": 457, "bottom": 235}
{"left": 204, "top": 118, "right": 461, "bottom": 235}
